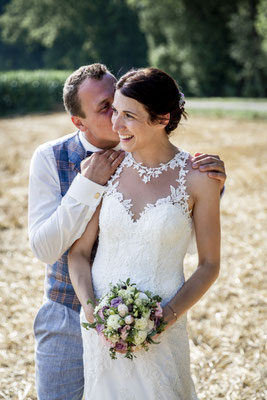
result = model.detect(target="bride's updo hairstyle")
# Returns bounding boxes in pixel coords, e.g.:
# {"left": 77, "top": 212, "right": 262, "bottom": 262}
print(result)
{"left": 116, "top": 68, "right": 187, "bottom": 135}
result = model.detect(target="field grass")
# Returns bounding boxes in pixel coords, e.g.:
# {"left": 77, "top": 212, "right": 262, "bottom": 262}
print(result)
{"left": 0, "top": 112, "right": 266, "bottom": 399}
{"left": 186, "top": 98, "right": 267, "bottom": 120}
{"left": 187, "top": 108, "right": 267, "bottom": 120}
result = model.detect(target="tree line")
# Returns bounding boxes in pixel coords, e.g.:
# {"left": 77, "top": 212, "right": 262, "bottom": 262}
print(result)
{"left": 0, "top": 0, "right": 266, "bottom": 97}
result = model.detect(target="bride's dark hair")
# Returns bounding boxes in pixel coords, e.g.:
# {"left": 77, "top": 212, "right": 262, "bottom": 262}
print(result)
{"left": 116, "top": 68, "right": 187, "bottom": 135}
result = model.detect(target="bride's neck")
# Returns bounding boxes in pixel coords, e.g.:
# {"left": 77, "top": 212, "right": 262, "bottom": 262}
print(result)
{"left": 132, "top": 139, "right": 178, "bottom": 168}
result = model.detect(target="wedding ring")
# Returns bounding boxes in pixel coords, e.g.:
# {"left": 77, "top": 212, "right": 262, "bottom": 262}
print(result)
{"left": 109, "top": 154, "right": 115, "bottom": 161}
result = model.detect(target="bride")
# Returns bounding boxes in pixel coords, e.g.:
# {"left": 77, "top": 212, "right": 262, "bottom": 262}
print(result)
{"left": 68, "top": 68, "right": 221, "bottom": 399}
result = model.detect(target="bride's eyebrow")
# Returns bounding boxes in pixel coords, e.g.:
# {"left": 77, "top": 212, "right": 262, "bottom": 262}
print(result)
{"left": 112, "top": 105, "right": 137, "bottom": 116}
{"left": 123, "top": 110, "right": 137, "bottom": 116}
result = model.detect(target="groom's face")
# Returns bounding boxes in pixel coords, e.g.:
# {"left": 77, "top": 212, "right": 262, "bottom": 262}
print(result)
{"left": 72, "top": 73, "right": 120, "bottom": 149}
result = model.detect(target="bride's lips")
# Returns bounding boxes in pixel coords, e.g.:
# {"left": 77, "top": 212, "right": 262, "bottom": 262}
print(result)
{"left": 118, "top": 134, "right": 134, "bottom": 142}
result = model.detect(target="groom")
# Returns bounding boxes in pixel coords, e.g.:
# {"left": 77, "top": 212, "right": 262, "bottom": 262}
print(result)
{"left": 28, "top": 63, "right": 226, "bottom": 399}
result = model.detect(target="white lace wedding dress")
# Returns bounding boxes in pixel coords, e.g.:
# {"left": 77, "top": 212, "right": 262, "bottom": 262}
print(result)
{"left": 81, "top": 149, "right": 198, "bottom": 400}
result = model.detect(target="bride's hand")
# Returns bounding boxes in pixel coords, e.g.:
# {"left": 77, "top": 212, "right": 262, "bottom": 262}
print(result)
{"left": 84, "top": 304, "right": 95, "bottom": 324}
{"left": 162, "top": 305, "right": 177, "bottom": 329}
{"left": 149, "top": 306, "right": 177, "bottom": 342}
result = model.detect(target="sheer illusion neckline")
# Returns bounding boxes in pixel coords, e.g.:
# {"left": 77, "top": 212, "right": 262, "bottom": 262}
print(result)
{"left": 126, "top": 151, "right": 182, "bottom": 183}
{"left": 105, "top": 149, "right": 192, "bottom": 223}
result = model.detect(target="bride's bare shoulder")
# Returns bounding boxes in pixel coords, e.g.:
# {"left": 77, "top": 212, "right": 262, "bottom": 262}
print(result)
{"left": 185, "top": 152, "right": 220, "bottom": 200}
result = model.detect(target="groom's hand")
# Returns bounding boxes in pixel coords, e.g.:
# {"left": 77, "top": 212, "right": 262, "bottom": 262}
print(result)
{"left": 81, "top": 149, "right": 125, "bottom": 186}
{"left": 191, "top": 153, "right": 226, "bottom": 192}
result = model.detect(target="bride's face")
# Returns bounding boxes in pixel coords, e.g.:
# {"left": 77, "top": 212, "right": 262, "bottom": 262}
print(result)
{"left": 111, "top": 90, "right": 162, "bottom": 152}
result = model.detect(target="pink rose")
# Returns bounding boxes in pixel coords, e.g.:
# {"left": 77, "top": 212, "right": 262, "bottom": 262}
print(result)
{"left": 100, "top": 334, "right": 115, "bottom": 348}
{"left": 154, "top": 302, "right": 163, "bottom": 318}
{"left": 96, "top": 324, "right": 105, "bottom": 334}
{"left": 115, "top": 340, "right": 128, "bottom": 352}
{"left": 120, "top": 325, "right": 130, "bottom": 341}
{"left": 98, "top": 306, "right": 108, "bottom": 321}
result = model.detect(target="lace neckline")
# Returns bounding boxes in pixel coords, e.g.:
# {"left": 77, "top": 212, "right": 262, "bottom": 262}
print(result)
{"left": 124, "top": 151, "right": 183, "bottom": 183}
{"left": 105, "top": 149, "right": 191, "bottom": 223}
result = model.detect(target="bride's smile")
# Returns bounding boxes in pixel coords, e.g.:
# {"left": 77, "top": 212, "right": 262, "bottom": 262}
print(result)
{"left": 111, "top": 90, "right": 174, "bottom": 166}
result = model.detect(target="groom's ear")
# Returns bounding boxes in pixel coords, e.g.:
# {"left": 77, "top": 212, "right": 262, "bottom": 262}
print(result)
{"left": 71, "top": 115, "right": 87, "bottom": 132}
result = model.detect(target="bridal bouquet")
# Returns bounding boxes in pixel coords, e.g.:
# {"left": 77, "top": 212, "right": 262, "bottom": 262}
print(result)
{"left": 82, "top": 279, "right": 166, "bottom": 360}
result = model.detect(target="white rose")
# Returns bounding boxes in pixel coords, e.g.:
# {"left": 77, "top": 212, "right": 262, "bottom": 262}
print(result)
{"left": 142, "top": 310, "right": 151, "bottom": 320}
{"left": 138, "top": 292, "right": 149, "bottom": 301}
{"left": 135, "top": 317, "right": 148, "bottom": 330}
{"left": 126, "top": 286, "right": 135, "bottom": 294}
{"left": 125, "top": 315, "right": 134, "bottom": 325}
{"left": 118, "top": 304, "right": 128, "bottom": 317}
{"left": 146, "top": 319, "right": 155, "bottom": 333}
{"left": 118, "top": 289, "right": 126, "bottom": 297}
{"left": 99, "top": 296, "right": 109, "bottom": 308}
{"left": 133, "top": 330, "right": 147, "bottom": 345}
{"left": 109, "top": 334, "right": 119, "bottom": 343}
{"left": 107, "top": 315, "right": 121, "bottom": 330}
{"left": 135, "top": 298, "right": 142, "bottom": 307}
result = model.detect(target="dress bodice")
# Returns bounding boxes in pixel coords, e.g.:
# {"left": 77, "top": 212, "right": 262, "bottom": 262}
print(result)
{"left": 81, "top": 149, "right": 198, "bottom": 400}
{"left": 91, "top": 150, "right": 193, "bottom": 304}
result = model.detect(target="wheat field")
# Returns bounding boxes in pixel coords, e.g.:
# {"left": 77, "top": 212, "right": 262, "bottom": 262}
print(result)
{"left": 0, "top": 113, "right": 266, "bottom": 399}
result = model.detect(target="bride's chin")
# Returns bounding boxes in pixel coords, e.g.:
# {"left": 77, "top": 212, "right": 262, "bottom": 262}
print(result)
{"left": 120, "top": 139, "right": 136, "bottom": 152}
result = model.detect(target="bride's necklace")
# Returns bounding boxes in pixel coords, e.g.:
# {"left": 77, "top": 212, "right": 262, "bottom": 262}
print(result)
{"left": 126, "top": 151, "right": 181, "bottom": 183}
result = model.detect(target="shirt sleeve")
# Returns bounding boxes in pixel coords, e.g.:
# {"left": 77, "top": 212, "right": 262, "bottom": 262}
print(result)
{"left": 28, "top": 144, "right": 105, "bottom": 265}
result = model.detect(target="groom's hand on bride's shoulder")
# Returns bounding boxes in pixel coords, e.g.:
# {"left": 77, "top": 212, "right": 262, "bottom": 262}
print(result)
{"left": 191, "top": 152, "right": 226, "bottom": 192}
{"left": 81, "top": 149, "right": 125, "bottom": 186}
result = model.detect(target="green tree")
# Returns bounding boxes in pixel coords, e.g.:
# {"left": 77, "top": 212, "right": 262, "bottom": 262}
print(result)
{"left": 229, "top": 0, "right": 267, "bottom": 97}
{"left": 128, "top": 0, "right": 267, "bottom": 97}
{"left": 256, "top": 0, "right": 267, "bottom": 54}
{"left": 0, "top": 0, "right": 45, "bottom": 70}
{"left": 128, "top": 0, "right": 239, "bottom": 96}
{"left": 0, "top": 0, "right": 148, "bottom": 73}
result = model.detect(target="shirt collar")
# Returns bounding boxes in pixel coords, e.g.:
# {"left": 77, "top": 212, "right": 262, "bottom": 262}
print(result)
{"left": 79, "top": 131, "right": 121, "bottom": 152}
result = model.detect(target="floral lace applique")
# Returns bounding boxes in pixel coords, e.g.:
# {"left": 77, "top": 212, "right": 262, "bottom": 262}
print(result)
{"left": 106, "top": 180, "right": 134, "bottom": 218}
{"left": 123, "top": 151, "right": 187, "bottom": 183}
{"left": 105, "top": 150, "right": 191, "bottom": 223}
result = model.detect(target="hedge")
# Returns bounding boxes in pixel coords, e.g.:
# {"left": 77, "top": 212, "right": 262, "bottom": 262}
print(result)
{"left": 0, "top": 70, "right": 72, "bottom": 116}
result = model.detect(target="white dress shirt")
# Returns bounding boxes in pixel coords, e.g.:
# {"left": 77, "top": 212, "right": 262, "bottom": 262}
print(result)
{"left": 28, "top": 131, "right": 120, "bottom": 265}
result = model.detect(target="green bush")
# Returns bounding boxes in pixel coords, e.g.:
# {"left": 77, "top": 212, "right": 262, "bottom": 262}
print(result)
{"left": 0, "top": 70, "right": 71, "bottom": 116}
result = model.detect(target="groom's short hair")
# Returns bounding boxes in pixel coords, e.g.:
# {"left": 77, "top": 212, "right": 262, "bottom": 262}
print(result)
{"left": 63, "top": 63, "right": 112, "bottom": 117}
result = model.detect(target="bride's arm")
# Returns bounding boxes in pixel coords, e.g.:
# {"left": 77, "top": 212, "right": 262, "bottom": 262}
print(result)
{"left": 68, "top": 204, "right": 101, "bottom": 323}
{"left": 163, "top": 171, "right": 221, "bottom": 326}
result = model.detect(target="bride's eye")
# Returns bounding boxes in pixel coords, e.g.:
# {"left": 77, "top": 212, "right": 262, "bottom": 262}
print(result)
{"left": 111, "top": 106, "right": 117, "bottom": 115}
{"left": 125, "top": 113, "right": 134, "bottom": 119}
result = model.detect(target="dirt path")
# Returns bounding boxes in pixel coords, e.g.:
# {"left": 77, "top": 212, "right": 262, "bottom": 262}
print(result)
{"left": 0, "top": 113, "right": 266, "bottom": 399}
